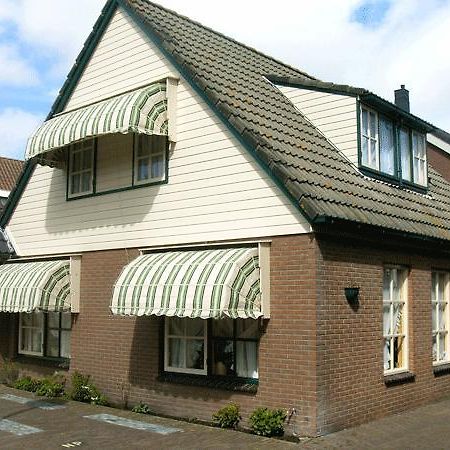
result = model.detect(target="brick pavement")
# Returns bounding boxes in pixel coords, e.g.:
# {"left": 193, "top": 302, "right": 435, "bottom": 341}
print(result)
{"left": 2, "top": 384, "right": 450, "bottom": 449}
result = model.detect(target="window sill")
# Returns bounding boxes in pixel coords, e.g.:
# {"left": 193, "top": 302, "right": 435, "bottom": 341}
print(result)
{"left": 384, "top": 371, "right": 415, "bottom": 386}
{"left": 158, "top": 372, "right": 258, "bottom": 394}
{"left": 433, "top": 362, "right": 450, "bottom": 377}
{"left": 359, "top": 167, "right": 428, "bottom": 194}
{"left": 14, "top": 355, "right": 70, "bottom": 370}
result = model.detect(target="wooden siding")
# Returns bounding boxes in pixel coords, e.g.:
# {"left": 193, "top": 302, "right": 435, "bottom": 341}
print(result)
{"left": 278, "top": 86, "right": 359, "bottom": 166}
{"left": 7, "top": 7, "right": 310, "bottom": 256}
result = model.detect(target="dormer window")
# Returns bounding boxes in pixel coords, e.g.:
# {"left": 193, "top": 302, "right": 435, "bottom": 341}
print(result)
{"left": 360, "top": 105, "right": 427, "bottom": 188}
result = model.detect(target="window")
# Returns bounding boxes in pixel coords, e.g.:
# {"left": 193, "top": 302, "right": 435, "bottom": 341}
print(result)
{"left": 360, "top": 106, "right": 427, "bottom": 187}
{"left": 432, "top": 272, "right": 449, "bottom": 364}
{"left": 164, "top": 317, "right": 259, "bottom": 380}
{"left": 67, "top": 134, "right": 167, "bottom": 199}
{"left": 383, "top": 267, "right": 408, "bottom": 373}
{"left": 134, "top": 135, "right": 166, "bottom": 185}
{"left": 19, "top": 312, "right": 72, "bottom": 358}
{"left": 68, "top": 140, "right": 94, "bottom": 197}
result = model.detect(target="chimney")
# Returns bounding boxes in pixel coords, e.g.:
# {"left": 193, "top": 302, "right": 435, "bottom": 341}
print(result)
{"left": 394, "top": 84, "right": 410, "bottom": 113}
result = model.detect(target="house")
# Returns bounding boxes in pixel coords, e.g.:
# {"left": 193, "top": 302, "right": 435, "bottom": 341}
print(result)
{"left": 427, "top": 128, "right": 450, "bottom": 182}
{"left": 0, "top": 0, "right": 449, "bottom": 437}
{"left": 0, "top": 156, "right": 23, "bottom": 212}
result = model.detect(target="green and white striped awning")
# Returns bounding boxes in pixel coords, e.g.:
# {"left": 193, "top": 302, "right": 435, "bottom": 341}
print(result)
{"left": 111, "top": 248, "right": 262, "bottom": 319}
{"left": 0, "top": 260, "right": 71, "bottom": 313}
{"left": 26, "top": 82, "right": 167, "bottom": 159}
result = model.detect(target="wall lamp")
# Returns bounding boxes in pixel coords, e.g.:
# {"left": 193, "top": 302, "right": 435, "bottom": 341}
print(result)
{"left": 344, "top": 287, "right": 360, "bottom": 304}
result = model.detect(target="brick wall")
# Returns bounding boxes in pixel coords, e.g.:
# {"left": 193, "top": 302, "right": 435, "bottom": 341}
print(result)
{"left": 69, "top": 235, "right": 319, "bottom": 436}
{"left": 428, "top": 143, "right": 450, "bottom": 182}
{"left": 316, "top": 233, "right": 450, "bottom": 434}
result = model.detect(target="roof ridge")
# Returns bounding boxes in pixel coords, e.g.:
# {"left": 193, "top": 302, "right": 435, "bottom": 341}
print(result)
{"left": 0, "top": 156, "right": 24, "bottom": 163}
{"left": 127, "top": 0, "right": 317, "bottom": 81}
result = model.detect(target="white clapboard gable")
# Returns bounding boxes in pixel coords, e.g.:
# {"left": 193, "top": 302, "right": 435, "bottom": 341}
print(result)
{"left": 7, "top": 6, "right": 310, "bottom": 256}
{"left": 278, "top": 85, "right": 359, "bottom": 166}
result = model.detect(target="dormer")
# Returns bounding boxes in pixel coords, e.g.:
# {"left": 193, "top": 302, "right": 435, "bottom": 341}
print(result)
{"left": 273, "top": 77, "right": 434, "bottom": 192}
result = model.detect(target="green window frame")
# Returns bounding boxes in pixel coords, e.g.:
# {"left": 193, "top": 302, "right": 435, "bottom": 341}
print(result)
{"left": 359, "top": 105, "right": 427, "bottom": 188}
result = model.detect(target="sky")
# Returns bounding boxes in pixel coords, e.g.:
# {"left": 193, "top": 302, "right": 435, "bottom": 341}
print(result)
{"left": 0, "top": 0, "right": 450, "bottom": 160}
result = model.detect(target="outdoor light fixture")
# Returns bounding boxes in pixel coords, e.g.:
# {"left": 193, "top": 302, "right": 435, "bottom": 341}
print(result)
{"left": 344, "top": 287, "right": 360, "bottom": 304}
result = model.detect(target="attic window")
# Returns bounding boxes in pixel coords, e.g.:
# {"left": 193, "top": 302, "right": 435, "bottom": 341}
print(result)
{"left": 360, "top": 105, "right": 427, "bottom": 188}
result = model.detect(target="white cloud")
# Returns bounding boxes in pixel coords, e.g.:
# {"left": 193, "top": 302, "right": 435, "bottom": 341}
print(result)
{"left": 0, "top": 44, "right": 39, "bottom": 85}
{"left": 0, "top": 108, "right": 42, "bottom": 159}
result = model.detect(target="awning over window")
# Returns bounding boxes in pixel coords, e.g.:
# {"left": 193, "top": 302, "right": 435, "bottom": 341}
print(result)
{"left": 25, "top": 82, "right": 167, "bottom": 159}
{"left": 0, "top": 260, "right": 71, "bottom": 313}
{"left": 111, "top": 248, "right": 262, "bottom": 319}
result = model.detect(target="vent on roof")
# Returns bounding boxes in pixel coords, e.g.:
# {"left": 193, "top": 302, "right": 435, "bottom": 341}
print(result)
{"left": 394, "top": 85, "right": 410, "bottom": 113}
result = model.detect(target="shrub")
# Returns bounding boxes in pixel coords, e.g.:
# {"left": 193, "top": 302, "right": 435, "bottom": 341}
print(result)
{"left": 0, "top": 358, "right": 19, "bottom": 386}
{"left": 212, "top": 402, "right": 241, "bottom": 429}
{"left": 68, "top": 371, "right": 108, "bottom": 406}
{"left": 35, "top": 376, "right": 65, "bottom": 398}
{"left": 249, "top": 407, "right": 287, "bottom": 437}
{"left": 132, "top": 402, "right": 153, "bottom": 415}
{"left": 13, "top": 376, "right": 41, "bottom": 392}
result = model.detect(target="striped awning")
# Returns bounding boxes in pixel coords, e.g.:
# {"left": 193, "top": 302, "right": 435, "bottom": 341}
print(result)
{"left": 25, "top": 82, "right": 167, "bottom": 159}
{"left": 111, "top": 248, "right": 262, "bottom": 319}
{"left": 0, "top": 260, "right": 71, "bottom": 313}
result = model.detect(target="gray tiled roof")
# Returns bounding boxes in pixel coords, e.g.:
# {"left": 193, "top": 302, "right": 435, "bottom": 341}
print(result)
{"left": 125, "top": 0, "right": 450, "bottom": 242}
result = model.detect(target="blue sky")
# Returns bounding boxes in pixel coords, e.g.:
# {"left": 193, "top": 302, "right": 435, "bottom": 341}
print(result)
{"left": 1, "top": 0, "right": 450, "bottom": 160}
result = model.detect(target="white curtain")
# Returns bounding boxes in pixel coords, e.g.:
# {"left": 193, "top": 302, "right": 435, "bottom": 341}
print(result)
{"left": 236, "top": 342, "right": 258, "bottom": 378}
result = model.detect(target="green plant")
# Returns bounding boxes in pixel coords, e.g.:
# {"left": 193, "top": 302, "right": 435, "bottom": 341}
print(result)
{"left": 212, "top": 402, "right": 241, "bottom": 429}
{"left": 0, "top": 358, "right": 19, "bottom": 385}
{"left": 68, "top": 371, "right": 108, "bottom": 406}
{"left": 132, "top": 402, "right": 153, "bottom": 415}
{"left": 249, "top": 407, "right": 287, "bottom": 437}
{"left": 13, "top": 376, "right": 41, "bottom": 392}
{"left": 35, "top": 376, "right": 65, "bottom": 398}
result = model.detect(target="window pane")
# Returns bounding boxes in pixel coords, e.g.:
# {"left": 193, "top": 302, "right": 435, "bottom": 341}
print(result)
{"left": 212, "top": 319, "right": 234, "bottom": 337}
{"left": 71, "top": 174, "right": 80, "bottom": 194}
{"left": 138, "top": 136, "right": 151, "bottom": 157}
{"left": 393, "top": 336, "right": 405, "bottom": 369}
{"left": 21, "top": 313, "right": 32, "bottom": 327}
{"left": 168, "top": 317, "right": 184, "bottom": 336}
{"left": 47, "top": 312, "right": 60, "bottom": 329}
{"left": 412, "top": 132, "right": 426, "bottom": 185}
{"left": 400, "top": 129, "right": 411, "bottom": 181}
{"left": 439, "top": 333, "right": 447, "bottom": 361}
{"left": 236, "top": 341, "right": 258, "bottom": 378}
{"left": 432, "top": 334, "right": 437, "bottom": 362}
{"left": 185, "top": 318, "right": 204, "bottom": 337}
{"left": 61, "top": 330, "right": 71, "bottom": 358}
{"left": 362, "top": 109, "right": 368, "bottom": 135}
{"left": 237, "top": 319, "right": 259, "bottom": 339}
{"left": 383, "top": 303, "right": 391, "bottom": 336}
{"left": 370, "top": 140, "right": 377, "bottom": 168}
{"left": 383, "top": 269, "right": 391, "bottom": 301}
{"left": 81, "top": 172, "right": 91, "bottom": 193}
{"left": 361, "top": 137, "right": 369, "bottom": 166}
{"left": 33, "top": 312, "right": 44, "bottom": 327}
{"left": 137, "top": 158, "right": 149, "bottom": 181}
{"left": 186, "top": 339, "right": 204, "bottom": 369}
{"left": 379, "top": 117, "right": 395, "bottom": 175}
{"left": 168, "top": 338, "right": 185, "bottom": 367}
{"left": 369, "top": 112, "right": 376, "bottom": 137}
{"left": 439, "top": 304, "right": 447, "bottom": 331}
{"left": 432, "top": 273, "right": 438, "bottom": 302}
{"left": 151, "top": 154, "right": 164, "bottom": 179}
{"left": 72, "top": 151, "right": 81, "bottom": 172}
{"left": 393, "top": 303, "right": 404, "bottom": 334}
{"left": 438, "top": 274, "right": 446, "bottom": 301}
{"left": 384, "top": 338, "right": 391, "bottom": 370}
{"left": 82, "top": 149, "right": 92, "bottom": 170}
{"left": 61, "top": 313, "right": 72, "bottom": 330}
{"left": 46, "top": 329, "right": 60, "bottom": 357}
{"left": 432, "top": 304, "right": 437, "bottom": 331}
{"left": 213, "top": 340, "right": 234, "bottom": 375}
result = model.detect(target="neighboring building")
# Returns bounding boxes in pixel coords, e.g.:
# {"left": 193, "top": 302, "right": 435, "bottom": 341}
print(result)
{"left": 0, "top": 0, "right": 450, "bottom": 437}
{"left": 0, "top": 156, "right": 23, "bottom": 211}
{"left": 427, "top": 128, "right": 450, "bottom": 182}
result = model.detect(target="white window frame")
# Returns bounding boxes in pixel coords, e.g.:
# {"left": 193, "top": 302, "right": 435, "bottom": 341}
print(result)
{"left": 432, "top": 271, "right": 450, "bottom": 365}
{"left": 133, "top": 135, "right": 166, "bottom": 186}
{"left": 18, "top": 312, "right": 72, "bottom": 358}
{"left": 383, "top": 266, "right": 409, "bottom": 375}
{"left": 164, "top": 318, "right": 207, "bottom": 375}
{"left": 361, "top": 105, "right": 379, "bottom": 170}
{"left": 18, "top": 312, "right": 44, "bottom": 356}
{"left": 412, "top": 131, "right": 427, "bottom": 186}
{"left": 68, "top": 140, "right": 95, "bottom": 198}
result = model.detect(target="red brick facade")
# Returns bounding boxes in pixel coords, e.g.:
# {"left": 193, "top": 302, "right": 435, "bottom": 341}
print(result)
{"left": 428, "top": 143, "right": 450, "bottom": 182}
{"left": 2, "top": 232, "right": 450, "bottom": 436}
